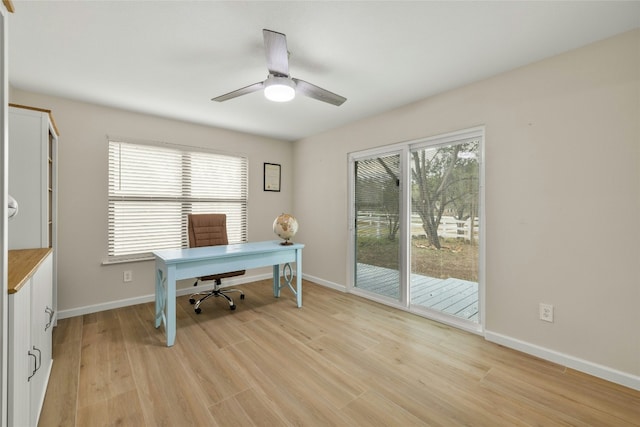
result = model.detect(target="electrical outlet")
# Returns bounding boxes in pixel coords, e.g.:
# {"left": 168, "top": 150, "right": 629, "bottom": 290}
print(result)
{"left": 123, "top": 270, "right": 133, "bottom": 282}
{"left": 539, "top": 303, "right": 553, "bottom": 322}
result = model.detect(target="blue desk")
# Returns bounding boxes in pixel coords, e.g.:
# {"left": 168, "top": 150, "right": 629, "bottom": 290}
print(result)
{"left": 153, "top": 240, "right": 304, "bottom": 346}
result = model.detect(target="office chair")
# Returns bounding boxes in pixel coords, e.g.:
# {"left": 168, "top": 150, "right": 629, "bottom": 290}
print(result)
{"left": 187, "top": 213, "right": 245, "bottom": 313}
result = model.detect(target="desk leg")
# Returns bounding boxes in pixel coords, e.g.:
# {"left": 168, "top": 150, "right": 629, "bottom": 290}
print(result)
{"left": 296, "top": 248, "right": 302, "bottom": 308}
{"left": 165, "top": 266, "right": 177, "bottom": 346}
{"left": 273, "top": 264, "right": 281, "bottom": 298}
{"left": 154, "top": 262, "right": 177, "bottom": 346}
{"left": 154, "top": 264, "right": 165, "bottom": 329}
{"left": 274, "top": 262, "right": 302, "bottom": 307}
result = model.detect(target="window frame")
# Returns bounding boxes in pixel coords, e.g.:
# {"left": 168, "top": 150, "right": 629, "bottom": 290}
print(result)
{"left": 106, "top": 137, "right": 248, "bottom": 263}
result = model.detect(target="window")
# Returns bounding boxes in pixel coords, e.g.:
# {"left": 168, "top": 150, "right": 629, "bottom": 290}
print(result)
{"left": 108, "top": 139, "right": 248, "bottom": 261}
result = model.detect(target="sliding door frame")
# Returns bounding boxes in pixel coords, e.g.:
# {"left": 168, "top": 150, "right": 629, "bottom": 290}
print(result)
{"left": 348, "top": 127, "right": 485, "bottom": 334}
{"left": 348, "top": 145, "right": 411, "bottom": 310}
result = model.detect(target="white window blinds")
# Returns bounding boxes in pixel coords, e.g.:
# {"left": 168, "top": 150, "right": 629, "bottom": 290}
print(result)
{"left": 108, "top": 140, "right": 248, "bottom": 260}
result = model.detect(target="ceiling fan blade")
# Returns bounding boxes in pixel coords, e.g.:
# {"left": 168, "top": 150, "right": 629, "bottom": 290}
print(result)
{"left": 263, "top": 29, "right": 289, "bottom": 77}
{"left": 292, "top": 79, "right": 347, "bottom": 106}
{"left": 211, "top": 81, "right": 264, "bottom": 102}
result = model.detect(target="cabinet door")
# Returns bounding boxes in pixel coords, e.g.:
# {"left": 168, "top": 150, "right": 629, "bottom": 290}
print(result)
{"left": 30, "top": 253, "right": 54, "bottom": 427}
{"left": 8, "top": 283, "right": 32, "bottom": 427}
{"left": 8, "top": 107, "right": 50, "bottom": 249}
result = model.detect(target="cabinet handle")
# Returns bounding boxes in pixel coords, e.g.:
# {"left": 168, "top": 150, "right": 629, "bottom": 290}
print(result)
{"left": 28, "top": 346, "right": 41, "bottom": 381}
{"left": 28, "top": 350, "right": 36, "bottom": 381}
{"left": 45, "top": 306, "right": 55, "bottom": 331}
{"left": 34, "top": 346, "right": 41, "bottom": 372}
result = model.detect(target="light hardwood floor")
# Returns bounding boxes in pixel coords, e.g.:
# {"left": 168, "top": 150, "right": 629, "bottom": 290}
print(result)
{"left": 39, "top": 280, "right": 640, "bottom": 426}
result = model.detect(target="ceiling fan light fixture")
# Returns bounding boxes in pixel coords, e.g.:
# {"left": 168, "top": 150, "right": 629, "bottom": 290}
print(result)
{"left": 264, "top": 76, "right": 296, "bottom": 102}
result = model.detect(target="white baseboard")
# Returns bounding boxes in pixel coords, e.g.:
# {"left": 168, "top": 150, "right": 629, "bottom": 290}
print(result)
{"left": 302, "top": 273, "right": 346, "bottom": 292}
{"left": 485, "top": 330, "right": 640, "bottom": 391}
{"left": 57, "top": 272, "right": 272, "bottom": 319}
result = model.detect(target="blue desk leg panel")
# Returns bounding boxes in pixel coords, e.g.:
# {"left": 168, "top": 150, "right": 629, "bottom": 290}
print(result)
{"left": 155, "top": 261, "right": 177, "bottom": 347}
{"left": 165, "top": 265, "right": 177, "bottom": 346}
{"left": 273, "top": 264, "right": 280, "bottom": 298}
{"left": 296, "top": 248, "right": 302, "bottom": 307}
{"left": 155, "top": 266, "right": 165, "bottom": 329}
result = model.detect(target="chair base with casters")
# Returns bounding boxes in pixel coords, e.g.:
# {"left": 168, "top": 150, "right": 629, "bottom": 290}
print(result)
{"left": 189, "top": 277, "right": 245, "bottom": 314}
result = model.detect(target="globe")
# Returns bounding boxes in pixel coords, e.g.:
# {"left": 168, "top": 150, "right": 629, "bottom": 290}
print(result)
{"left": 273, "top": 213, "right": 299, "bottom": 245}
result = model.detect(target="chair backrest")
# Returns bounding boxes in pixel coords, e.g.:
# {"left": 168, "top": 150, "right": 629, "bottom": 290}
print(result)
{"left": 188, "top": 213, "right": 245, "bottom": 281}
{"left": 188, "top": 214, "right": 229, "bottom": 248}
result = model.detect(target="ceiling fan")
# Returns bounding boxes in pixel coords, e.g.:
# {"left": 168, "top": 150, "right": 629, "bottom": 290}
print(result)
{"left": 212, "top": 29, "right": 347, "bottom": 106}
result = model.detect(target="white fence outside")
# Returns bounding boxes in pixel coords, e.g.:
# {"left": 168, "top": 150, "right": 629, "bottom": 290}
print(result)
{"left": 358, "top": 211, "right": 478, "bottom": 241}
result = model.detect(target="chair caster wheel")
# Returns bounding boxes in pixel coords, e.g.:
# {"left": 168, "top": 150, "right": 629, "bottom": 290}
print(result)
{"left": 230, "top": 305, "right": 236, "bottom": 310}
{"left": 189, "top": 298, "right": 196, "bottom": 305}
{"left": 194, "top": 307, "right": 201, "bottom": 314}
{"left": 240, "top": 294, "right": 245, "bottom": 300}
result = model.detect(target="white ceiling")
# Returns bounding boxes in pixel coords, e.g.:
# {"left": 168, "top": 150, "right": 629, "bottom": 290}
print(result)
{"left": 8, "top": 1, "right": 640, "bottom": 141}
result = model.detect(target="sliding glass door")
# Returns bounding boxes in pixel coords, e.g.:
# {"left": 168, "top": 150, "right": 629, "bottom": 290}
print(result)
{"left": 350, "top": 129, "right": 483, "bottom": 330}
{"left": 353, "top": 153, "right": 402, "bottom": 301}
{"left": 410, "top": 138, "right": 480, "bottom": 323}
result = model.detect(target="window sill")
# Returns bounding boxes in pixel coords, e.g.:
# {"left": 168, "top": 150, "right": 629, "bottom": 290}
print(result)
{"left": 101, "top": 256, "right": 155, "bottom": 266}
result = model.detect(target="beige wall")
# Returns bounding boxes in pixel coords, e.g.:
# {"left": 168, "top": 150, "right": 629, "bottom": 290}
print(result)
{"left": 9, "top": 89, "right": 294, "bottom": 314}
{"left": 293, "top": 29, "right": 640, "bottom": 380}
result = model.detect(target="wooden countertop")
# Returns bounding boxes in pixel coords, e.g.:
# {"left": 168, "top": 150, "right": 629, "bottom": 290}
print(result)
{"left": 8, "top": 248, "right": 53, "bottom": 294}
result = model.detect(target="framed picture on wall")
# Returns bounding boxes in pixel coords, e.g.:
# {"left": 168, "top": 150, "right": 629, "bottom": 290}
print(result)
{"left": 264, "top": 163, "right": 281, "bottom": 192}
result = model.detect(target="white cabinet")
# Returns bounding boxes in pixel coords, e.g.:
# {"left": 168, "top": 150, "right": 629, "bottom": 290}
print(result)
{"left": 29, "top": 253, "right": 54, "bottom": 426}
{"left": 8, "top": 250, "right": 54, "bottom": 427}
{"left": 8, "top": 278, "right": 31, "bottom": 427}
{"left": 8, "top": 103, "right": 59, "bottom": 323}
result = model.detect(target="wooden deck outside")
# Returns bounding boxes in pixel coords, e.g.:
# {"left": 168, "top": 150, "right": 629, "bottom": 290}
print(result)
{"left": 356, "top": 263, "right": 479, "bottom": 322}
